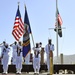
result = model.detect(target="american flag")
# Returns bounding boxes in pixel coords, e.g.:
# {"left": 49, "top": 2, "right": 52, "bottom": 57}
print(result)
{"left": 54, "top": 9, "right": 63, "bottom": 37}
{"left": 55, "top": 10, "right": 63, "bottom": 27}
{"left": 58, "top": 10, "right": 63, "bottom": 26}
{"left": 12, "top": 5, "right": 24, "bottom": 41}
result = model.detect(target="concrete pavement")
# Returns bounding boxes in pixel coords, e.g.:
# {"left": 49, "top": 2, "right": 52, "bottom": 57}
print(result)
{"left": 0, "top": 72, "right": 75, "bottom": 75}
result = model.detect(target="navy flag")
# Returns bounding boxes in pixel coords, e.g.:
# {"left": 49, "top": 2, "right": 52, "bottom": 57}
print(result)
{"left": 22, "top": 6, "right": 31, "bottom": 58}
{"left": 54, "top": 9, "right": 63, "bottom": 37}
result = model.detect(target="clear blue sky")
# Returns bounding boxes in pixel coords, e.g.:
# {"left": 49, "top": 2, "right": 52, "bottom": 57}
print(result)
{"left": 0, "top": 0, "right": 75, "bottom": 56}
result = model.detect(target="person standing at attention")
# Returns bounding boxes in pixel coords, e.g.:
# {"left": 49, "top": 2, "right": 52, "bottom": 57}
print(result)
{"left": 33, "top": 43, "right": 41, "bottom": 75}
{"left": 16, "top": 41, "right": 23, "bottom": 74}
{"left": 44, "top": 39, "right": 54, "bottom": 75}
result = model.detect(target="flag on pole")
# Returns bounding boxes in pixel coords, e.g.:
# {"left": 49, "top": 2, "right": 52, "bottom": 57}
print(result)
{"left": 54, "top": 9, "right": 63, "bottom": 37}
{"left": 22, "top": 5, "right": 31, "bottom": 58}
{"left": 12, "top": 5, "right": 24, "bottom": 41}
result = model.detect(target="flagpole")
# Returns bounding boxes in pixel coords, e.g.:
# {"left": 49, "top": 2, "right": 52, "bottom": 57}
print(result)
{"left": 31, "top": 33, "right": 35, "bottom": 47}
{"left": 56, "top": 0, "right": 59, "bottom": 59}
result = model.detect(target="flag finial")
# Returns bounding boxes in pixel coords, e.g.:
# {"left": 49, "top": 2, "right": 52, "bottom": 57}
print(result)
{"left": 24, "top": 3, "right": 26, "bottom": 8}
{"left": 18, "top": 2, "right": 20, "bottom": 6}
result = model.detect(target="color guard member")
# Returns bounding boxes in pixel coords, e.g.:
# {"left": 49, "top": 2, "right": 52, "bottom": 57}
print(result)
{"left": 16, "top": 41, "right": 22, "bottom": 74}
{"left": 33, "top": 43, "right": 41, "bottom": 75}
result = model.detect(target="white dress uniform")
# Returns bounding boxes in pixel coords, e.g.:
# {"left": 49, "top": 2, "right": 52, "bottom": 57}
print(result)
{"left": 33, "top": 47, "right": 41, "bottom": 74}
{"left": 2, "top": 45, "right": 10, "bottom": 74}
{"left": 44, "top": 44, "right": 54, "bottom": 72}
{"left": 0, "top": 45, "right": 6, "bottom": 64}
{"left": 10, "top": 44, "right": 18, "bottom": 64}
{"left": 16, "top": 44, "right": 22, "bottom": 74}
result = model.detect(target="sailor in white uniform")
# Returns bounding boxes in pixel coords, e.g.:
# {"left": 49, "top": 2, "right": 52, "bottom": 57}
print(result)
{"left": 10, "top": 41, "right": 18, "bottom": 65}
{"left": 16, "top": 41, "right": 22, "bottom": 74}
{"left": 44, "top": 39, "right": 54, "bottom": 75}
{"left": 0, "top": 41, "right": 6, "bottom": 64}
{"left": 1, "top": 44, "right": 10, "bottom": 74}
{"left": 33, "top": 43, "right": 41, "bottom": 75}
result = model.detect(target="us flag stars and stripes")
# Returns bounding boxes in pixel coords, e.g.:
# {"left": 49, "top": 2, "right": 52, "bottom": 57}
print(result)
{"left": 57, "top": 10, "right": 63, "bottom": 26}
{"left": 54, "top": 9, "right": 63, "bottom": 37}
{"left": 12, "top": 5, "right": 24, "bottom": 41}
